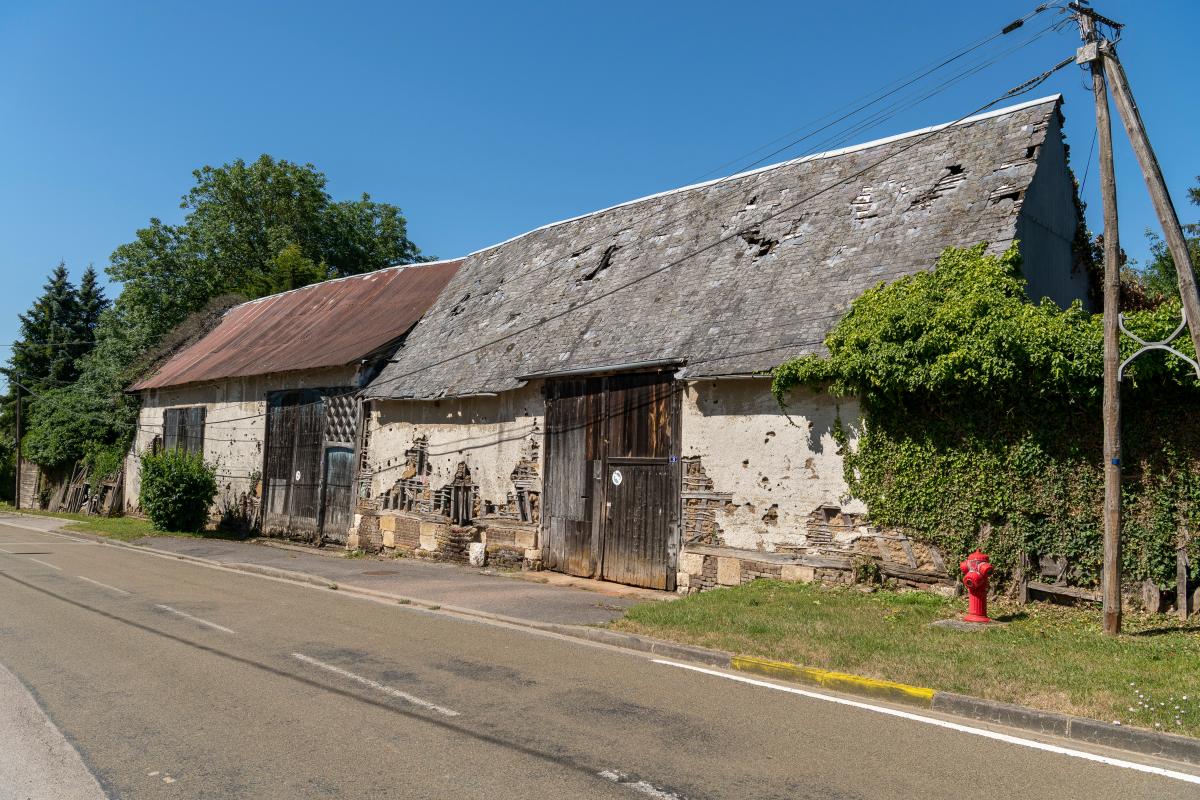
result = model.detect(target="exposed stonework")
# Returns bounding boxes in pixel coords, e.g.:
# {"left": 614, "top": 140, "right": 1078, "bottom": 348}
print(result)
{"left": 681, "top": 456, "right": 731, "bottom": 546}
{"left": 351, "top": 384, "right": 545, "bottom": 567}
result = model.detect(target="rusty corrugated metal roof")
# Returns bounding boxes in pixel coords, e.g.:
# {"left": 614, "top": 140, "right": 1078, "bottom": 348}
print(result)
{"left": 131, "top": 259, "right": 462, "bottom": 390}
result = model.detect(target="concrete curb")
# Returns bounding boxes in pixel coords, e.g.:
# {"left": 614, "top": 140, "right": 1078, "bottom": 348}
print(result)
{"left": 932, "top": 692, "right": 1200, "bottom": 765}
{"left": 8, "top": 514, "right": 1200, "bottom": 767}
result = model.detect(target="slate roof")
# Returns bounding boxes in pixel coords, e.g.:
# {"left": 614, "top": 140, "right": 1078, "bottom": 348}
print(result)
{"left": 132, "top": 260, "right": 462, "bottom": 390}
{"left": 364, "top": 96, "right": 1064, "bottom": 400}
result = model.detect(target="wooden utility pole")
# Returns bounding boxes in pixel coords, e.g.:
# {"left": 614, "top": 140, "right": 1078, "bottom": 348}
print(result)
{"left": 1071, "top": 2, "right": 1200, "bottom": 633}
{"left": 1077, "top": 8, "right": 1123, "bottom": 635}
{"left": 13, "top": 372, "right": 21, "bottom": 510}
{"left": 1102, "top": 50, "right": 1200, "bottom": 358}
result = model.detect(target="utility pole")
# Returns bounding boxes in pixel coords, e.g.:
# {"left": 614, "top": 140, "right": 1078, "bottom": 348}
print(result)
{"left": 1071, "top": 2, "right": 1200, "bottom": 634}
{"left": 14, "top": 372, "right": 21, "bottom": 510}
{"left": 1075, "top": 6, "right": 1123, "bottom": 635}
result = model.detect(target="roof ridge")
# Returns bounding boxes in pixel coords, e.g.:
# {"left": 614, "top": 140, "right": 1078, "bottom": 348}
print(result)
{"left": 465, "top": 94, "right": 1063, "bottom": 259}
{"left": 235, "top": 257, "right": 465, "bottom": 310}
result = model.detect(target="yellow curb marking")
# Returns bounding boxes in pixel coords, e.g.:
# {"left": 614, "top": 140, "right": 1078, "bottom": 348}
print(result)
{"left": 730, "top": 655, "right": 935, "bottom": 707}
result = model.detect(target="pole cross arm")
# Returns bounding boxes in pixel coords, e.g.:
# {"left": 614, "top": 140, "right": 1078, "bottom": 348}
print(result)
{"left": 1117, "top": 309, "right": 1200, "bottom": 382}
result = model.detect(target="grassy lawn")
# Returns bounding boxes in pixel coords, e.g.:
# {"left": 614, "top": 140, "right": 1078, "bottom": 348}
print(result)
{"left": 0, "top": 503, "right": 245, "bottom": 543}
{"left": 613, "top": 579, "right": 1200, "bottom": 737}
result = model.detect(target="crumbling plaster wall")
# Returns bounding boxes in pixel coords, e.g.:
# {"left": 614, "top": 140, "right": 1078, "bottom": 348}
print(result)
{"left": 125, "top": 366, "right": 356, "bottom": 517}
{"left": 364, "top": 381, "right": 544, "bottom": 524}
{"left": 679, "top": 377, "right": 864, "bottom": 552}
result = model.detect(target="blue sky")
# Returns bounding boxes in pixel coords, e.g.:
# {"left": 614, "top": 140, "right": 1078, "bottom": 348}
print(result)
{"left": 1, "top": 0, "right": 1196, "bottom": 364}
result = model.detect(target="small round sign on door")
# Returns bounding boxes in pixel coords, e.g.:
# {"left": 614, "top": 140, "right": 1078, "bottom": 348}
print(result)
{"left": 611, "top": 469, "right": 623, "bottom": 487}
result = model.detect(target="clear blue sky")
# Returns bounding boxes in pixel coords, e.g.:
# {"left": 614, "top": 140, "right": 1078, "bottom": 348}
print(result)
{"left": 1, "top": 0, "right": 1196, "bottom": 361}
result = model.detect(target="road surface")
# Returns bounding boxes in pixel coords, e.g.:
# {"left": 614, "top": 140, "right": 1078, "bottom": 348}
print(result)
{"left": 1, "top": 517, "right": 1197, "bottom": 799}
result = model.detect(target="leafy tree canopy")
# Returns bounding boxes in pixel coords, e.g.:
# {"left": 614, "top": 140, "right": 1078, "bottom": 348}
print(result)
{"left": 1136, "top": 176, "right": 1200, "bottom": 301}
{"left": 108, "top": 155, "right": 425, "bottom": 340}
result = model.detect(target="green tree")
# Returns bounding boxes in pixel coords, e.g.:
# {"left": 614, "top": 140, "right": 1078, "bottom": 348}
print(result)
{"left": 1137, "top": 176, "right": 1200, "bottom": 299}
{"left": 109, "top": 155, "right": 426, "bottom": 339}
{"left": 75, "top": 266, "right": 109, "bottom": 343}
{"left": 7, "top": 263, "right": 82, "bottom": 392}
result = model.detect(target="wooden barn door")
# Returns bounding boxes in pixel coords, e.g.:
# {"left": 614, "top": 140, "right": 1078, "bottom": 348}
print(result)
{"left": 318, "top": 392, "right": 358, "bottom": 545}
{"left": 320, "top": 447, "right": 354, "bottom": 541}
{"left": 542, "top": 372, "right": 678, "bottom": 590}
{"left": 263, "top": 389, "right": 324, "bottom": 539}
{"left": 600, "top": 373, "right": 678, "bottom": 590}
{"left": 543, "top": 378, "right": 602, "bottom": 576}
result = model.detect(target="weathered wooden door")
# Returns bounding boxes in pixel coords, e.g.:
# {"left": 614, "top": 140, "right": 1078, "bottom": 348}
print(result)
{"left": 263, "top": 389, "right": 324, "bottom": 539}
{"left": 321, "top": 446, "right": 354, "bottom": 543}
{"left": 542, "top": 372, "right": 678, "bottom": 590}
{"left": 543, "top": 378, "right": 602, "bottom": 576}
{"left": 600, "top": 373, "right": 678, "bottom": 589}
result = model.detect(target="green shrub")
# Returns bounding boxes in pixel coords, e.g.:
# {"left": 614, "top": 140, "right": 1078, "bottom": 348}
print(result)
{"left": 138, "top": 449, "right": 217, "bottom": 532}
{"left": 772, "top": 244, "right": 1200, "bottom": 587}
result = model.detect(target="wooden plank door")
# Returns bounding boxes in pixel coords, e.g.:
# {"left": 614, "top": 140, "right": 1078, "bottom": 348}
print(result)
{"left": 543, "top": 378, "right": 602, "bottom": 576}
{"left": 600, "top": 372, "right": 678, "bottom": 590}
{"left": 263, "top": 393, "right": 298, "bottom": 531}
{"left": 262, "top": 389, "right": 324, "bottom": 539}
{"left": 542, "top": 372, "right": 678, "bottom": 588}
{"left": 320, "top": 446, "right": 354, "bottom": 544}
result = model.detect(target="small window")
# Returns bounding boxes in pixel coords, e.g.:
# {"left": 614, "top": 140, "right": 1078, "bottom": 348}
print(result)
{"left": 163, "top": 407, "right": 205, "bottom": 455}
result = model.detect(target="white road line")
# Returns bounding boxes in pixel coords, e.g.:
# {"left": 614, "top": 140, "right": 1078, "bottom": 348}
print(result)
{"left": 654, "top": 660, "right": 1200, "bottom": 786}
{"left": 155, "top": 604, "right": 235, "bottom": 635}
{"left": 292, "top": 653, "right": 459, "bottom": 717}
{"left": 597, "top": 770, "right": 686, "bottom": 799}
{"left": 28, "top": 558, "right": 61, "bottom": 571}
{"left": 0, "top": 520, "right": 78, "bottom": 538}
{"left": 76, "top": 576, "right": 131, "bottom": 596}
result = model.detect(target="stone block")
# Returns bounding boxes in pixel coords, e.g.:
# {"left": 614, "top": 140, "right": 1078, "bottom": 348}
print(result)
{"left": 468, "top": 542, "right": 487, "bottom": 567}
{"left": 781, "top": 564, "right": 816, "bottom": 583}
{"left": 346, "top": 529, "right": 360, "bottom": 550}
{"left": 716, "top": 556, "right": 742, "bottom": 586}
{"left": 419, "top": 521, "right": 444, "bottom": 552}
{"left": 382, "top": 527, "right": 395, "bottom": 549}
{"left": 515, "top": 529, "right": 537, "bottom": 549}
{"left": 378, "top": 516, "right": 397, "bottom": 532}
{"left": 679, "top": 552, "right": 705, "bottom": 575}
{"left": 524, "top": 548, "right": 543, "bottom": 562}
{"left": 676, "top": 571, "right": 691, "bottom": 590}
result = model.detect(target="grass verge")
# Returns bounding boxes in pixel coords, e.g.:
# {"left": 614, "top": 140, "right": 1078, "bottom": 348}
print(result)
{"left": 612, "top": 579, "right": 1200, "bottom": 737}
{"left": 0, "top": 503, "right": 245, "bottom": 543}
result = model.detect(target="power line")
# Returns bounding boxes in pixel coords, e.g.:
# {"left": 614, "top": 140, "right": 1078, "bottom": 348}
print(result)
{"left": 360, "top": 56, "right": 1078, "bottom": 402}
{"left": 107, "top": 58, "right": 1079, "bottom": 436}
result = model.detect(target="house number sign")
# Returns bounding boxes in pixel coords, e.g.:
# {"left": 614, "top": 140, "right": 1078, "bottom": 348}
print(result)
{"left": 611, "top": 469, "right": 623, "bottom": 487}
{"left": 295, "top": 470, "right": 302, "bottom": 482}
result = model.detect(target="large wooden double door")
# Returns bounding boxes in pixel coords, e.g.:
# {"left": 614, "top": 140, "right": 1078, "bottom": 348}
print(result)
{"left": 543, "top": 371, "right": 680, "bottom": 590}
{"left": 263, "top": 389, "right": 356, "bottom": 544}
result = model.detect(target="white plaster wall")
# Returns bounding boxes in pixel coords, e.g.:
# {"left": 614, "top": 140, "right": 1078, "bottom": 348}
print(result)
{"left": 680, "top": 378, "right": 864, "bottom": 551}
{"left": 366, "top": 382, "right": 544, "bottom": 510}
{"left": 125, "top": 366, "right": 356, "bottom": 515}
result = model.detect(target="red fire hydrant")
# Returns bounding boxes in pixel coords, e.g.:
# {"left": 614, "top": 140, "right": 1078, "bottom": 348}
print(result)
{"left": 959, "top": 550, "right": 994, "bottom": 623}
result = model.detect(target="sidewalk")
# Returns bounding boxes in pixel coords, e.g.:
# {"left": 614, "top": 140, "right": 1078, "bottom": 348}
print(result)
{"left": 133, "top": 535, "right": 657, "bottom": 626}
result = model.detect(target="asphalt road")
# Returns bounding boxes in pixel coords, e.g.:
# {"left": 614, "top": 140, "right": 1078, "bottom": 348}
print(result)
{"left": 1, "top": 519, "right": 1198, "bottom": 799}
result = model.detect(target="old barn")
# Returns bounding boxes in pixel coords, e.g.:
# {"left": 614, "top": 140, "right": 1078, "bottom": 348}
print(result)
{"left": 125, "top": 260, "right": 460, "bottom": 542}
{"left": 349, "top": 96, "right": 1091, "bottom": 592}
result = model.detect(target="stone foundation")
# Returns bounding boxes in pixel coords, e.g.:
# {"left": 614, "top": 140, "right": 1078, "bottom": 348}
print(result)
{"left": 677, "top": 536, "right": 951, "bottom": 594}
{"left": 349, "top": 509, "right": 541, "bottom": 571}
